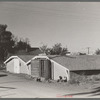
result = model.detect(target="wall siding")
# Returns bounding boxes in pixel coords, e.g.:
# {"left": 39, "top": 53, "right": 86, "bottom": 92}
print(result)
{"left": 51, "top": 60, "right": 69, "bottom": 81}
{"left": 14, "top": 58, "right": 20, "bottom": 73}
{"left": 19, "top": 59, "right": 27, "bottom": 74}
{"left": 27, "top": 64, "right": 31, "bottom": 75}
{"left": 31, "top": 60, "right": 40, "bottom": 77}
{"left": 6, "top": 59, "right": 14, "bottom": 73}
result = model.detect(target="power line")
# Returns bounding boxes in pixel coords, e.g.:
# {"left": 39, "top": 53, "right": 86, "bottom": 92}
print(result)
{"left": 87, "top": 47, "right": 90, "bottom": 54}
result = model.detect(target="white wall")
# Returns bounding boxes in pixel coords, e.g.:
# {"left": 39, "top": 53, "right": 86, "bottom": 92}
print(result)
{"left": 6, "top": 59, "right": 14, "bottom": 73}
{"left": 27, "top": 64, "right": 31, "bottom": 75}
{"left": 5, "top": 56, "right": 31, "bottom": 74}
{"left": 14, "top": 58, "right": 20, "bottom": 73}
{"left": 19, "top": 59, "right": 27, "bottom": 74}
{"left": 51, "top": 60, "right": 70, "bottom": 81}
{"left": 24, "top": 64, "right": 31, "bottom": 75}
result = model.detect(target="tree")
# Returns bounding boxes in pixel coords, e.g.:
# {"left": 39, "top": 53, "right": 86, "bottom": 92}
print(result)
{"left": 40, "top": 43, "right": 69, "bottom": 55}
{"left": 40, "top": 44, "right": 47, "bottom": 53}
{"left": 15, "top": 38, "right": 31, "bottom": 51}
{"left": 61, "top": 47, "right": 68, "bottom": 55}
{"left": 95, "top": 49, "right": 100, "bottom": 55}
{"left": 0, "top": 25, "right": 15, "bottom": 60}
{"left": 51, "top": 43, "right": 68, "bottom": 55}
{"left": 0, "top": 24, "right": 32, "bottom": 60}
{"left": 0, "top": 31, "right": 15, "bottom": 49}
{"left": 52, "top": 43, "right": 62, "bottom": 55}
{"left": 0, "top": 24, "right": 7, "bottom": 33}
{"left": 46, "top": 48, "right": 52, "bottom": 55}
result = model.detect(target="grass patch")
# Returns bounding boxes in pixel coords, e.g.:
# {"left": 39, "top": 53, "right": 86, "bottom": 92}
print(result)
{"left": 69, "top": 72, "right": 100, "bottom": 85}
{"left": 0, "top": 61, "right": 6, "bottom": 70}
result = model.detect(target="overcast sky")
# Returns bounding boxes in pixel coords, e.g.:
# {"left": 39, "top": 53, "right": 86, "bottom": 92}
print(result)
{"left": 0, "top": 2, "right": 100, "bottom": 53}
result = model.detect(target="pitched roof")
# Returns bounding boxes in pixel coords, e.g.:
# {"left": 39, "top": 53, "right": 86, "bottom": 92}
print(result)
{"left": 48, "top": 55, "right": 100, "bottom": 71}
{"left": 18, "top": 55, "right": 36, "bottom": 62}
{"left": 13, "top": 47, "right": 43, "bottom": 55}
{"left": 14, "top": 50, "right": 28, "bottom": 55}
{"left": 28, "top": 47, "right": 40, "bottom": 52}
{"left": 4, "top": 55, "right": 36, "bottom": 64}
{"left": 5, "top": 54, "right": 100, "bottom": 71}
{"left": 28, "top": 48, "right": 43, "bottom": 55}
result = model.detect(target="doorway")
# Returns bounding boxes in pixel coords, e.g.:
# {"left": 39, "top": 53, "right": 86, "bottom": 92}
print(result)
{"left": 39, "top": 59, "right": 52, "bottom": 80}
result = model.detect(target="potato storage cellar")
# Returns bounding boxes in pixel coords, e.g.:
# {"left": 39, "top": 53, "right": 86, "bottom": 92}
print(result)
{"left": 26, "top": 55, "right": 70, "bottom": 81}
{"left": 4, "top": 56, "right": 27, "bottom": 74}
{"left": 31, "top": 58, "right": 52, "bottom": 80}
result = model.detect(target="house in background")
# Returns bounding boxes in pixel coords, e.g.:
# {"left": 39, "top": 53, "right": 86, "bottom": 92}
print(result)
{"left": 7, "top": 47, "right": 43, "bottom": 57}
{"left": 27, "top": 47, "right": 43, "bottom": 55}
{"left": 13, "top": 47, "right": 43, "bottom": 55}
{"left": 26, "top": 55, "right": 70, "bottom": 81}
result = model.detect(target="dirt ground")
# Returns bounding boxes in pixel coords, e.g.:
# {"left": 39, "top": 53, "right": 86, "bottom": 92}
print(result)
{"left": 0, "top": 71, "right": 100, "bottom": 98}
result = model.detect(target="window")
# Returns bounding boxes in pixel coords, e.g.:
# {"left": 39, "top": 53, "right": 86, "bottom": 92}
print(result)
{"left": 19, "top": 62, "right": 21, "bottom": 66}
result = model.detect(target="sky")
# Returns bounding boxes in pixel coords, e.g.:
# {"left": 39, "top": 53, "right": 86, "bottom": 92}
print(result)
{"left": 0, "top": 2, "right": 100, "bottom": 53}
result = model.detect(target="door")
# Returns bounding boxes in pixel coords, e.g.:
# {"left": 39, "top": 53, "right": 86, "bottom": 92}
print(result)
{"left": 40, "top": 59, "right": 52, "bottom": 80}
{"left": 14, "top": 58, "right": 20, "bottom": 73}
{"left": 39, "top": 60, "right": 45, "bottom": 77}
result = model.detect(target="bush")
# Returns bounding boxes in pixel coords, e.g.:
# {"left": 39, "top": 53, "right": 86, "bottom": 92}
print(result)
{"left": 0, "top": 61, "right": 6, "bottom": 70}
{"left": 95, "top": 49, "right": 100, "bottom": 55}
{"left": 69, "top": 72, "right": 89, "bottom": 85}
{"left": 90, "top": 74, "right": 100, "bottom": 81}
{"left": 69, "top": 78, "right": 80, "bottom": 85}
{"left": 69, "top": 72, "right": 100, "bottom": 85}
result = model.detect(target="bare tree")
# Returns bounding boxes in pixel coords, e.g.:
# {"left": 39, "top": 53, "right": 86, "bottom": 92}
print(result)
{"left": 40, "top": 44, "right": 47, "bottom": 53}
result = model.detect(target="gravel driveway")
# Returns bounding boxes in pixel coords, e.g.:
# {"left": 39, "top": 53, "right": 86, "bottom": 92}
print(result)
{"left": 0, "top": 71, "right": 100, "bottom": 98}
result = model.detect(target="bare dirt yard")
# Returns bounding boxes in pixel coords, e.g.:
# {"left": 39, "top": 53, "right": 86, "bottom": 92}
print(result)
{"left": 0, "top": 71, "right": 100, "bottom": 98}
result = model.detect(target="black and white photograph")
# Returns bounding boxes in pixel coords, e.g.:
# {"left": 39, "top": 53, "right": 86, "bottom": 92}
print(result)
{"left": 0, "top": 1, "right": 100, "bottom": 98}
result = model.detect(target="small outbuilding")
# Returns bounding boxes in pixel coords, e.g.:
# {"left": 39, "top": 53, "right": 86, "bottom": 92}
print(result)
{"left": 26, "top": 55, "right": 70, "bottom": 81}
{"left": 4, "top": 55, "right": 35, "bottom": 74}
{"left": 4, "top": 56, "right": 25, "bottom": 74}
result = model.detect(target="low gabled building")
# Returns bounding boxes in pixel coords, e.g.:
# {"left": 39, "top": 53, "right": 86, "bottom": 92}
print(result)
{"left": 4, "top": 55, "right": 35, "bottom": 74}
{"left": 26, "top": 55, "right": 70, "bottom": 81}
{"left": 50, "top": 55, "right": 100, "bottom": 75}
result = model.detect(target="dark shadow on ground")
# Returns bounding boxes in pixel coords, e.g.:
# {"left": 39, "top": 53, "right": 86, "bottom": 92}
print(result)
{"left": 63, "top": 86, "right": 100, "bottom": 97}
{"left": 0, "top": 80, "right": 29, "bottom": 84}
{"left": 0, "top": 86, "right": 16, "bottom": 89}
{"left": 0, "top": 93, "right": 16, "bottom": 98}
{"left": 0, "top": 74, "right": 7, "bottom": 77}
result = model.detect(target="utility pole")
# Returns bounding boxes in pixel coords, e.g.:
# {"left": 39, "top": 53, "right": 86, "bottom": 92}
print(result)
{"left": 87, "top": 47, "right": 90, "bottom": 55}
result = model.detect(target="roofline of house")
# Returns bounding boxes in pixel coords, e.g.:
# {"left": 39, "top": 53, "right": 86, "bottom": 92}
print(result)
{"left": 38, "top": 47, "right": 43, "bottom": 52}
{"left": 25, "top": 55, "right": 69, "bottom": 71}
{"left": 50, "top": 59, "right": 69, "bottom": 71}
{"left": 4, "top": 55, "right": 69, "bottom": 71}
{"left": 26, "top": 55, "right": 49, "bottom": 65}
{"left": 4, "top": 56, "right": 26, "bottom": 64}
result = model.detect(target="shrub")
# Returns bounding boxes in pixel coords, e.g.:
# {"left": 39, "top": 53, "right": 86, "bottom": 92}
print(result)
{"left": 90, "top": 74, "right": 100, "bottom": 81}
{"left": 69, "top": 72, "right": 100, "bottom": 85}
{"left": 69, "top": 72, "right": 89, "bottom": 85}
